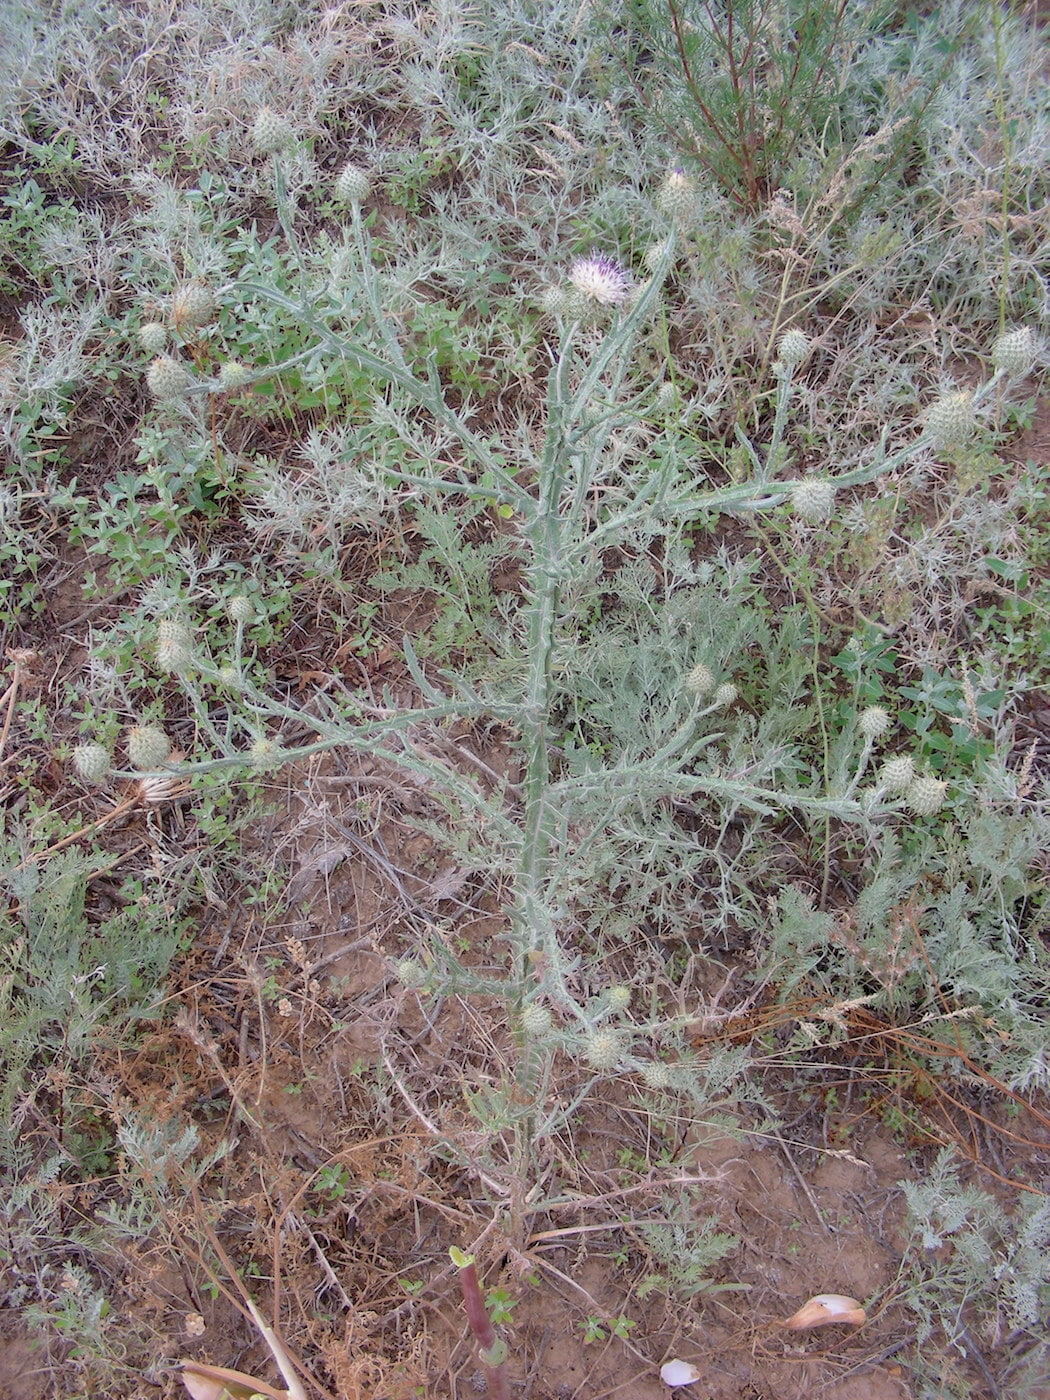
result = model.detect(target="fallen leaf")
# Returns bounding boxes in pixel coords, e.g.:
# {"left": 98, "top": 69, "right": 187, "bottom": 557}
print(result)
{"left": 781, "top": 1293, "right": 866, "bottom": 1329}
{"left": 180, "top": 1358, "right": 290, "bottom": 1400}
{"left": 660, "top": 1358, "right": 703, "bottom": 1387}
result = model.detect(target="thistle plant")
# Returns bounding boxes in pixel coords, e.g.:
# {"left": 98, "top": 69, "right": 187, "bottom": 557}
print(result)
{"left": 73, "top": 176, "right": 1038, "bottom": 1226}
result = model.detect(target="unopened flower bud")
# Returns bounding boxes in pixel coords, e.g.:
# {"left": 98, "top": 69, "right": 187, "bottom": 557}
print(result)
{"left": 147, "top": 355, "right": 192, "bottom": 401}
{"left": 540, "top": 285, "right": 568, "bottom": 317}
{"left": 138, "top": 322, "right": 168, "bottom": 355}
{"left": 686, "top": 663, "right": 715, "bottom": 698}
{"left": 880, "top": 754, "right": 915, "bottom": 793}
{"left": 777, "top": 329, "right": 810, "bottom": 366}
{"left": 584, "top": 1030, "right": 623, "bottom": 1071}
{"left": 641, "top": 1062, "right": 674, "bottom": 1090}
{"left": 172, "top": 281, "right": 216, "bottom": 329}
{"left": 606, "top": 985, "right": 631, "bottom": 1012}
{"left": 334, "top": 162, "right": 372, "bottom": 204}
{"left": 991, "top": 327, "right": 1037, "bottom": 377}
{"left": 155, "top": 618, "right": 193, "bottom": 673}
{"left": 218, "top": 361, "right": 251, "bottom": 391}
{"left": 713, "top": 682, "right": 739, "bottom": 708}
{"left": 644, "top": 238, "right": 675, "bottom": 274}
{"left": 249, "top": 738, "right": 283, "bottom": 771}
{"left": 521, "top": 1004, "right": 553, "bottom": 1036}
{"left": 252, "top": 107, "right": 295, "bottom": 155}
{"left": 395, "top": 958, "right": 426, "bottom": 989}
{"left": 858, "top": 706, "right": 890, "bottom": 740}
{"left": 906, "top": 774, "right": 947, "bottom": 816}
{"left": 790, "top": 478, "right": 836, "bottom": 523}
{"left": 226, "top": 595, "right": 254, "bottom": 624}
{"left": 126, "top": 724, "right": 172, "bottom": 769}
{"left": 657, "top": 168, "right": 697, "bottom": 224}
{"left": 73, "top": 743, "right": 112, "bottom": 782}
{"left": 926, "top": 391, "right": 975, "bottom": 447}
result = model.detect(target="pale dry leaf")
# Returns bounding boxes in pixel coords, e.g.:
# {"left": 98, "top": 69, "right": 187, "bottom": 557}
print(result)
{"left": 781, "top": 1293, "right": 866, "bottom": 1329}
{"left": 660, "top": 1358, "right": 703, "bottom": 1387}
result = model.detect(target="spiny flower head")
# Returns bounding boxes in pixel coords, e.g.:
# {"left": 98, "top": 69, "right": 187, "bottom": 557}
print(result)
{"left": 172, "top": 281, "right": 216, "bottom": 330}
{"left": 790, "top": 477, "right": 837, "bottom": 523}
{"left": 334, "top": 161, "right": 372, "bottom": 204}
{"left": 991, "top": 327, "right": 1037, "bottom": 377}
{"left": 126, "top": 724, "right": 172, "bottom": 770}
{"left": 226, "top": 594, "right": 254, "bottom": 624}
{"left": 657, "top": 168, "right": 697, "bottom": 224}
{"left": 880, "top": 754, "right": 915, "bottom": 793}
{"left": 521, "top": 1004, "right": 553, "bottom": 1036}
{"left": 777, "top": 328, "right": 811, "bottom": 366}
{"left": 606, "top": 985, "right": 632, "bottom": 1012}
{"left": 252, "top": 107, "right": 295, "bottom": 155}
{"left": 685, "top": 662, "right": 715, "bottom": 698}
{"left": 644, "top": 237, "right": 675, "bottom": 274}
{"left": 858, "top": 706, "right": 890, "bottom": 740}
{"left": 926, "top": 390, "right": 975, "bottom": 448}
{"left": 584, "top": 1029, "right": 623, "bottom": 1071}
{"left": 395, "top": 958, "right": 426, "bottom": 989}
{"left": 249, "top": 738, "right": 283, "bottom": 771}
{"left": 155, "top": 617, "right": 193, "bottom": 673}
{"left": 138, "top": 322, "right": 167, "bottom": 355}
{"left": 147, "top": 355, "right": 192, "bottom": 401}
{"left": 218, "top": 361, "right": 251, "bottom": 391}
{"left": 906, "top": 774, "right": 948, "bottom": 816}
{"left": 640, "top": 1061, "right": 674, "bottom": 1090}
{"left": 73, "top": 743, "right": 112, "bottom": 782}
{"left": 713, "top": 682, "right": 739, "bottom": 708}
{"left": 568, "top": 254, "right": 633, "bottom": 308}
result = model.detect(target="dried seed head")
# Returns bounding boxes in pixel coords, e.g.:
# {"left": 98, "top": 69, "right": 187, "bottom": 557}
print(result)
{"left": 686, "top": 663, "right": 715, "bottom": 698}
{"left": 172, "top": 281, "right": 216, "bottom": 329}
{"left": 584, "top": 1029, "right": 623, "bottom": 1071}
{"left": 138, "top": 322, "right": 168, "bottom": 355}
{"left": 521, "top": 1004, "right": 553, "bottom": 1036}
{"left": 226, "top": 595, "right": 254, "bottom": 624}
{"left": 906, "top": 774, "right": 948, "bottom": 816}
{"left": 126, "top": 724, "right": 172, "bottom": 769}
{"left": 155, "top": 618, "right": 193, "bottom": 673}
{"left": 252, "top": 107, "right": 295, "bottom": 155}
{"left": 880, "top": 754, "right": 915, "bottom": 793}
{"left": 777, "top": 328, "right": 810, "bottom": 366}
{"left": 713, "top": 682, "right": 739, "bottom": 708}
{"left": 790, "top": 477, "right": 837, "bottom": 523}
{"left": 73, "top": 743, "right": 112, "bottom": 782}
{"left": 657, "top": 168, "right": 698, "bottom": 224}
{"left": 217, "top": 361, "right": 251, "bottom": 391}
{"left": 568, "top": 254, "right": 633, "bottom": 307}
{"left": 926, "top": 390, "right": 975, "bottom": 447}
{"left": 147, "top": 355, "right": 192, "bottom": 401}
{"left": 858, "top": 706, "right": 890, "bottom": 740}
{"left": 137, "top": 771, "right": 181, "bottom": 805}
{"left": 334, "top": 161, "right": 372, "bottom": 204}
{"left": 991, "top": 326, "right": 1037, "bottom": 377}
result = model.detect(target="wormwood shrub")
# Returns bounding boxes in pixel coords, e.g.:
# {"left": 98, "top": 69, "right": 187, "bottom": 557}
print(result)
{"left": 0, "top": 845, "right": 188, "bottom": 1362}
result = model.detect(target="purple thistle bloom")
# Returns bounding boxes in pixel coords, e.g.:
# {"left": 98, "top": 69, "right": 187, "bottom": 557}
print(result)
{"left": 568, "top": 254, "right": 633, "bottom": 307}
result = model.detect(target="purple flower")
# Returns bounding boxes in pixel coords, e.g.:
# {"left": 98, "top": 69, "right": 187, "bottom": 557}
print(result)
{"left": 568, "top": 254, "right": 633, "bottom": 307}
